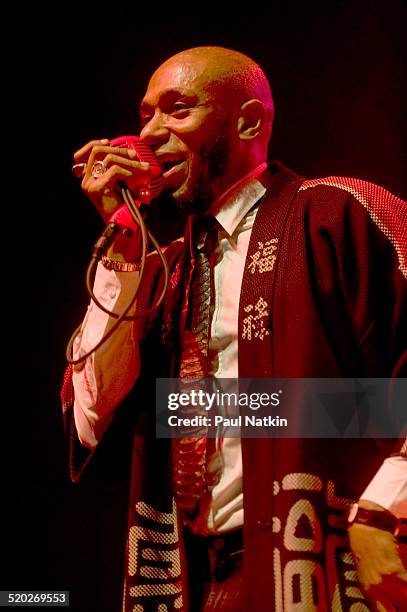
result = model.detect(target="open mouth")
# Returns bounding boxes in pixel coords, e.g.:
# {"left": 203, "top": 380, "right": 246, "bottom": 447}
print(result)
{"left": 160, "top": 159, "right": 185, "bottom": 175}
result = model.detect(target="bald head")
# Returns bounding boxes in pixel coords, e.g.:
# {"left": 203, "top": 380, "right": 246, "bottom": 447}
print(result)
{"left": 152, "top": 46, "right": 274, "bottom": 145}
{"left": 140, "top": 46, "right": 275, "bottom": 212}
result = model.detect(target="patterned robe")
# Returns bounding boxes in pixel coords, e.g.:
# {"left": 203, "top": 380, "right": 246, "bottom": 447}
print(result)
{"left": 62, "top": 162, "right": 407, "bottom": 611}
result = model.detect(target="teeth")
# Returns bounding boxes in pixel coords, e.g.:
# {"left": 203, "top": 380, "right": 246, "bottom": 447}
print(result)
{"left": 162, "top": 160, "right": 183, "bottom": 172}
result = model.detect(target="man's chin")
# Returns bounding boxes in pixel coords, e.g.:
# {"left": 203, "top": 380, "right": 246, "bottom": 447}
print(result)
{"left": 164, "top": 154, "right": 226, "bottom": 215}
{"left": 174, "top": 193, "right": 212, "bottom": 216}
{"left": 166, "top": 181, "right": 211, "bottom": 216}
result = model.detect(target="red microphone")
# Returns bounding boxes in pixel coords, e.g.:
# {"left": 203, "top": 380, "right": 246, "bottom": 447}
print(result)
{"left": 71, "top": 135, "right": 164, "bottom": 202}
{"left": 72, "top": 135, "right": 164, "bottom": 233}
{"left": 108, "top": 136, "right": 164, "bottom": 230}
{"left": 108, "top": 135, "right": 164, "bottom": 203}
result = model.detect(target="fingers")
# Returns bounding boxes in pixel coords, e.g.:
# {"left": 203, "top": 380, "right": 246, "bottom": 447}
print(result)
{"left": 84, "top": 165, "right": 151, "bottom": 200}
{"left": 73, "top": 138, "right": 110, "bottom": 161}
{"left": 388, "top": 573, "right": 407, "bottom": 607}
{"left": 349, "top": 525, "right": 407, "bottom": 610}
{"left": 363, "top": 572, "right": 407, "bottom": 610}
{"left": 395, "top": 563, "right": 407, "bottom": 583}
{"left": 82, "top": 158, "right": 152, "bottom": 196}
{"left": 83, "top": 165, "right": 132, "bottom": 192}
{"left": 374, "top": 598, "right": 395, "bottom": 612}
{"left": 73, "top": 139, "right": 148, "bottom": 164}
{"left": 367, "top": 576, "right": 407, "bottom": 611}
{"left": 72, "top": 138, "right": 158, "bottom": 221}
{"left": 86, "top": 150, "right": 151, "bottom": 179}
{"left": 73, "top": 140, "right": 147, "bottom": 175}
{"left": 74, "top": 141, "right": 155, "bottom": 185}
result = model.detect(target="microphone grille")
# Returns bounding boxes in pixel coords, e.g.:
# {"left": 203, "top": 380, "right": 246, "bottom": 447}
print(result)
{"left": 109, "top": 135, "right": 164, "bottom": 201}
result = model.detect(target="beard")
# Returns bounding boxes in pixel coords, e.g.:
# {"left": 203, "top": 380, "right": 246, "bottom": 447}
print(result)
{"left": 167, "top": 128, "right": 231, "bottom": 215}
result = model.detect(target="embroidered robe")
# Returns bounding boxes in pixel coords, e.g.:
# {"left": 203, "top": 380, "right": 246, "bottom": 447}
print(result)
{"left": 63, "top": 162, "right": 407, "bottom": 611}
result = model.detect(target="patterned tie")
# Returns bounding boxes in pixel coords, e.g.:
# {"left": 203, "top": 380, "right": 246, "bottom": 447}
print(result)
{"left": 173, "top": 216, "right": 219, "bottom": 516}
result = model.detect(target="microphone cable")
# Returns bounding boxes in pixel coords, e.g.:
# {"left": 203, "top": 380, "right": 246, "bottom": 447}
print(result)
{"left": 65, "top": 185, "right": 169, "bottom": 365}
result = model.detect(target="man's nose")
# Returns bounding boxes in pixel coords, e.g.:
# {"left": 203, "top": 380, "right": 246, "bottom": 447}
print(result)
{"left": 140, "top": 112, "right": 169, "bottom": 148}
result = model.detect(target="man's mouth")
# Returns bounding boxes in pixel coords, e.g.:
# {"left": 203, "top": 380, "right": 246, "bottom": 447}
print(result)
{"left": 154, "top": 153, "right": 188, "bottom": 193}
{"left": 160, "top": 159, "right": 186, "bottom": 177}
{"left": 155, "top": 155, "right": 187, "bottom": 192}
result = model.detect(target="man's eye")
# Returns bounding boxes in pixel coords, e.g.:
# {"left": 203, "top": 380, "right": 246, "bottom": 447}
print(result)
{"left": 171, "top": 103, "right": 190, "bottom": 115}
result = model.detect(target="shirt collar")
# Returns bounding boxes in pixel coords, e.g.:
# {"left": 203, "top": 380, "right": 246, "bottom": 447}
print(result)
{"left": 188, "top": 163, "right": 270, "bottom": 254}
{"left": 210, "top": 163, "right": 269, "bottom": 236}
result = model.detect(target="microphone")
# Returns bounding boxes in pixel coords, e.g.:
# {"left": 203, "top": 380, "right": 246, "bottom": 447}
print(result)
{"left": 108, "top": 136, "right": 164, "bottom": 233}
{"left": 71, "top": 134, "right": 164, "bottom": 203}
{"left": 66, "top": 135, "right": 169, "bottom": 367}
{"left": 72, "top": 136, "right": 165, "bottom": 250}
{"left": 108, "top": 135, "right": 164, "bottom": 203}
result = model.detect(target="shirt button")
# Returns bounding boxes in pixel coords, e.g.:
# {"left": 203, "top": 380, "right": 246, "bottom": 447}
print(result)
{"left": 108, "top": 289, "right": 116, "bottom": 299}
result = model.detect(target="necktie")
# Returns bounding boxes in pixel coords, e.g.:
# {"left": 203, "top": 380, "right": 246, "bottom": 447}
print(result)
{"left": 173, "top": 216, "right": 218, "bottom": 516}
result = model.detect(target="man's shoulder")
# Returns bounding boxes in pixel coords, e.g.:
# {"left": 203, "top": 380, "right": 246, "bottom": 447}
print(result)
{"left": 294, "top": 174, "right": 405, "bottom": 238}
{"left": 268, "top": 162, "right": 405, "bottom": 219}
{"left": 292, "top": 174, "right": 407, "bottom": 279}
{"left": 298, "top": 174, "right": 405, "bottom": 209}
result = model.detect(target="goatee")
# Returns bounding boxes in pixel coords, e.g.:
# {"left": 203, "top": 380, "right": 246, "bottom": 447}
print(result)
{"left": 170, "top": 133, "right": 230, "bottom": 215}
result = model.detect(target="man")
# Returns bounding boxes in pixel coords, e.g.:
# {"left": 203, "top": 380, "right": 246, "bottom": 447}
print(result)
{"left": 64, "top": 47, "right": 406, "bottom": 610}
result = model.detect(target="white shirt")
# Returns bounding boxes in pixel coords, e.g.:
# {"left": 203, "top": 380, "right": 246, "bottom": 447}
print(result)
{"left": 72, "top": 164, "right": 407, "bottom": 531}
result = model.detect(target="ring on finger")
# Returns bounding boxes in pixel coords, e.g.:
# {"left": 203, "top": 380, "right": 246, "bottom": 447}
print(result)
{"left": 91, "top": 160, "right": 107, "bottom": 178}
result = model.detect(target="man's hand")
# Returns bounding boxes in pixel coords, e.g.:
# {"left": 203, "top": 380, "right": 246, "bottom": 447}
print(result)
{"left": 348, "top": 501, "right": 407, "bottom": 611}
{"left": 73, "top": 139, "right": 155, "bottom": 222}
{"left": 72, "top": 138, "right": 161, "bottom": 261}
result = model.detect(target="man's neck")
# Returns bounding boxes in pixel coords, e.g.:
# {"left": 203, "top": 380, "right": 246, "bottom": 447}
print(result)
{"left": 208, "top": 162, "right": 269, "bottom": 218}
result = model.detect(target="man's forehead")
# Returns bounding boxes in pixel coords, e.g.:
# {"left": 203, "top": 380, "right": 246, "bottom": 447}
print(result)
{"left": 142, "top": 56, "right": 212, "bottom": 102}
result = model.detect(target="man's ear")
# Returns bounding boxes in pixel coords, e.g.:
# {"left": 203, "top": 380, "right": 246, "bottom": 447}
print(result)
{"left": 237, "top": 99, "right": 266, "bottom": 140}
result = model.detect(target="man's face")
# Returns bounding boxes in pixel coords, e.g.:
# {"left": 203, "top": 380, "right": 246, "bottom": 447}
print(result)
{"left": 139, "top": 59, "right": 235, "bottom": 213}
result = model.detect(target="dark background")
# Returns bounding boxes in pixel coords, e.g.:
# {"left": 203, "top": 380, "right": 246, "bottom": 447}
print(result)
{"left": 6, "top": 2, "right": 406, "bottom": 611}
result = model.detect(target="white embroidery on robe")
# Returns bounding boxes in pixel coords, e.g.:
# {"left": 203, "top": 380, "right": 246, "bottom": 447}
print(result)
{"left": 242, "top": 297, "right": 270, "bottom": 341}
{"left": 248, "top": 239, "right": 278, "bottom": 274}
{"left": 127, "top": 499, "right": 183, "bottom": 610}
